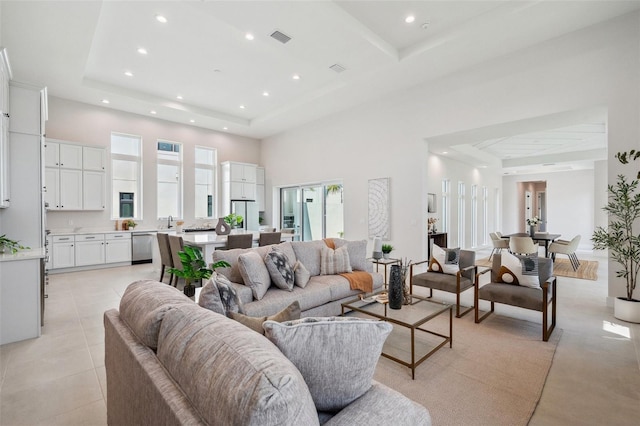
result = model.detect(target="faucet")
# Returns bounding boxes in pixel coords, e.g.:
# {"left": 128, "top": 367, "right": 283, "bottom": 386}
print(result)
{"left": 167, "top": 215, "right": 173, "bottom": 229}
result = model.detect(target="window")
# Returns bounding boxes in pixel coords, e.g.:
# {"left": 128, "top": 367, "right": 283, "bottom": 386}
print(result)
{"left": 494, "top": 187, "right": 500, "bottom": 232}
{"left": 458, "top": 182, "right": 466, "bottom": 248}
{"left": 482, "top": 186, "right": 489, "bottom": 245}
{"left": 157, "top": 140, "right": 182, "bottom": 219}
{"left": 442, "top": 179, "right": 450, "bottom": 233}
{"left": 195, "top": 146, "right": 217, "bottom": 218}
{"left": 471, "top": 184, "right": 478, "bottom": 248}
{"left": 280, "top": 182, "right": 344, "bottom": 240}
{"left": 111, "top": 133, "right": 142, "bottom": 219}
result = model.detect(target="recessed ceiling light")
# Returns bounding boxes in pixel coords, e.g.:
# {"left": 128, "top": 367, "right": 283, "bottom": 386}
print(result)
{"left": 150, "top": 110, "right": 156, "bottom": 115}
{"left": 176, "top": 95, "right": 183, "bottom": 100}
{"left": 292, "top": 74, "right": 300, "bottom": 80}
{"left": 137, "top": 47, "right": 148, "bottom": 55}
{"left": 223, "top": 127, "right": 228, "bottom": 130}
{"left": 189, "top": 119, "right": 195, "bottom": 123}
{"left": 263, "top": 91, "right": 269, "bottom": 97}
{"left": 442, "top": 151, "right": 448, "bottom": 154}
{"left": 155, "top": 14, "right": 167, "bottom": 23}
{"left": 101, "top": 99, "right": 109, "bottom": 104}
{"left": 124, "top": 71, "right": 133, "bottom": 77}
{"left": 239, "top": 105, "right": 246, "bottom": 109}
{"left": 245, "top": 33, "right": 254, "bottom": 41}
{"left": 405, "top": 15, "right": 415, "bottom": 24}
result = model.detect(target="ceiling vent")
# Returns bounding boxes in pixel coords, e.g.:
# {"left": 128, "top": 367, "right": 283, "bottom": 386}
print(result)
{"left": 270, "top": 30, "right": 291, "bottom": 44}
{"left": 329, "top": 63, "right": 346, "bottom": 73}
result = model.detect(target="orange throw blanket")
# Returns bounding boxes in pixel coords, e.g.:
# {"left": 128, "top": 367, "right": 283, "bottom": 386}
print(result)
{"left": 323, "top": 238, "right": 373, "bottom": 293}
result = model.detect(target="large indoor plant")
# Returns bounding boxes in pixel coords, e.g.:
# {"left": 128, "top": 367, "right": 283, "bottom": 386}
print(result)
{"left": 167, "top": 245, "right": 230, "bottom": 297}
{"left": 592, "top": 150, "right": 640, "bottom": 322}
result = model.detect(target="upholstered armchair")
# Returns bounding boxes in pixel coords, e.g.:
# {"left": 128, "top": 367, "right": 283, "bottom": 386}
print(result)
{"left": 410, "top": 249, "right": 477, "bottom": 318}
{"left": 549, "top": 235, "right": 581, "bottom": 271}
{"left": 475, "top": 253, "right": 557, "bottom": 341}
{"left": 489, "top": 232, "right": 509, "bottom": 260}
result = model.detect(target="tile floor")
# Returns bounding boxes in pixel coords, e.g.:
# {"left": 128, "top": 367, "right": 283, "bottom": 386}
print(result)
{"left": 1, "top": 250, "right": 639, "bottom": 425}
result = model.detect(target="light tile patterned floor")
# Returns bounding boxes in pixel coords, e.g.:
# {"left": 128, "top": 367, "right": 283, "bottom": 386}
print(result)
{"left": 1, "top": 251, "right": 639, "bottom": 425}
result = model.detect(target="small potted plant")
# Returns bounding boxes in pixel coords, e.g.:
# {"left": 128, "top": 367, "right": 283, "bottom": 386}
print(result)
{"left": 0, "top": 234, "right": 30, "bottom": 254}
{"left": 526, "top": 216, "right": 540, "bottom": 236}
{"left": 167, "top": 245, "right": 230, "bottom": 297}
{"left": 126, "top": 219, "right": 137, "bottom": 230}
{"left": 381, "top": 244, "right": 394, "bottom": 259}
{"left": 224, "top": 213, "right": 244, "bottom": 230}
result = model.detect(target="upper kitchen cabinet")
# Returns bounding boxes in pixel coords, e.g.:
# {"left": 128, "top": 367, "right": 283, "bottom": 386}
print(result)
{"left": 0, "top": 115, "right": 10, "bottom": 208}
{"left": 221, "top": 161, "right": 258, "bottom": 216}
{"left": 83, "top": 146, "right": 106, "bottom": 171}
{"left": 8, "top": 83, "right": 46, "bottom": 136}
{"left": 0, "top": 48, "right": 11, "bottom": 116}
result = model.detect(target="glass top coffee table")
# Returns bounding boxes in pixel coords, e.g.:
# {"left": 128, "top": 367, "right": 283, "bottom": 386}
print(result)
{"left": 342, "top": 291, "right": 452, "bottom": 379}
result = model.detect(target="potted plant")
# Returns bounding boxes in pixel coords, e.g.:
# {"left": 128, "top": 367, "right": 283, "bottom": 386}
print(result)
{"left": 0, "top": 234, "right": 30, "bottom": 254}
{"left": 381, "top": 244, "right": 394, "bottom": 259}
{"left": 126, "top": 219, "right": 137, "bottom": 230}
{"left": 592, "top": 150, "right": 640, "bottom": 323}
{"left": 167, "top": 245, "right": 230, "bottom": 297}
{"left": 224, "top": 213, "right": 244, "bottom": 229}
{"left": 526, "top": 216, "right": 540, "bottom": 236}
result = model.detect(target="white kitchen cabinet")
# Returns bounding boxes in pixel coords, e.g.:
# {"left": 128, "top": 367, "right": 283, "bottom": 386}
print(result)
{"left": 44, "top": 167, "right": 59, "bottom": 209}
{"left": 0, "top": 48, "right": 10, "bottom": 116}
{"left": 8, "top": 84, "right": 42, "bottom": 135}
{"left": 59, "top": 168, "right": 82, "bottom": 210}
{"left": 230, "top": 162, "right": 257, "bottom": 183}
{"left": 1, "top": 256, "right": 42, "bottom": 344}
{"left": 59, "top": 143, "right": 82, "bottom": 169}
{"left": 52, "top": 235, "right": 75, "bottom": 269}
{"left": 83, "top": 146, "right": 105, "bottom": 171}
{"left": 230, "top": 181, "right": 257, "bottom": 201}
{"left": 83, "top": 170, "right": 105, "bottom": 210}
{"left": 221, "top": 161, "right": 258, "bottom": 215}
{"left": 256, "top": 167, "right": 265, "bottom": 211}
{"left": 105, "top": 233, "right": 131, "bottom": 263}
{"left": 0, "top": 115, "right": 9, "bottom": 208}
{"left": 44, "top": 141, "right": 59, "bottom": 167}
{"left": 75, "top": 234, "right": 105, "bottom": 266}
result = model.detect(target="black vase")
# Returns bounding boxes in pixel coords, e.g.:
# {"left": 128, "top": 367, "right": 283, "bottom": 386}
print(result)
{"left": 388, "top": 264, "right": 403, "bottom": 310}
{"left": 183, "top": 284, "right": 196, "bottom": 298}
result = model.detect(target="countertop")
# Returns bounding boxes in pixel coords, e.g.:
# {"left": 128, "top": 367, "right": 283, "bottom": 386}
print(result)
{"left": 48, "top": 228, "right": 159, "bottom": 236}
{"left": 0, "top": 247, "right": 46, "bottom": 262}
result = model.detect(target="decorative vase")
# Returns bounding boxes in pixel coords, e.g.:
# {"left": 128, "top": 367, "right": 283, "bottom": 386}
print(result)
{"left": 614, "top": 297, "right": 640, "bottom": 323}
{"left": 215, "top": 218, "right": 231, "bottom": 235}
{"left": 529, "top": 225, "right": 536, "bottom": 237}
{"left": 183, "top": 284, "right": 196, "bottom": 298}
{"left": 389, "top": 265, "right": 403, "bottom": 309}
{"left": 372, "top": 236, "right": 382, "bottom": 260}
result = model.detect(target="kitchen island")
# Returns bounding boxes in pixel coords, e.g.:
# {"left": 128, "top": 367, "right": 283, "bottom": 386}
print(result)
{"left": 180, "top": 231, "right": 295, "bottom": 263}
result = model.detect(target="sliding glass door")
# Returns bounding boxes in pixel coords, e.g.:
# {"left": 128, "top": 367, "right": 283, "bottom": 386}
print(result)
{"left": 281, "top": 183, "right": 343, "bottom": 241}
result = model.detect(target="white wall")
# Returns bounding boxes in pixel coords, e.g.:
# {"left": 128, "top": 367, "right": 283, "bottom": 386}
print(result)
{"left": 261, "top": 12, "right": 640, "bottom": 301}
{"left": 45, "top": 97, "right": 261, "bottom": 231}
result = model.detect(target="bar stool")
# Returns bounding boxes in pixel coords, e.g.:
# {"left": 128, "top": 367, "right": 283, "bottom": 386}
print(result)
{"left": 226, "top": 234, "right": 253, "bottom": 249}
{"left": 156, "top": 233, "right": 174, "bottom": 284}
{"left": 258, "top": 232, "right": 281, "bottom": 247}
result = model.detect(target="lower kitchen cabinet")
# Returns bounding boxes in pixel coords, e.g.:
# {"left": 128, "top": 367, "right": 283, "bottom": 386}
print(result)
{"left": 49, "top": 232, "right": 132, "bottom": 271}
{"left": 75, "top": 234, "right": 105, "bottom": 266}
{"left": 52, "top": 235, "right": 75, "bottom": 269}
{"left": 105, "top": 233, "right": 131, "bottom": 263}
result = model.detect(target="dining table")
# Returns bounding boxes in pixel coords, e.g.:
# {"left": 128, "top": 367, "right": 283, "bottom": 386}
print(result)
{"left": 501, "top": 232, "right": 562, "bottom": 258}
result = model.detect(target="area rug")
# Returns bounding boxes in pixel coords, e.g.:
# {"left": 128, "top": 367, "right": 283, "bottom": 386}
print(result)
{"left": 373, "top": 314, "right": 561, "bottom": 426}
{"left": 476, "top": 257, "right": 598, "bottom": 281}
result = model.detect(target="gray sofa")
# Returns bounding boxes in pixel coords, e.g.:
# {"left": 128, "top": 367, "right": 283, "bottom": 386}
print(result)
{"left": 104, "top": 280, "right": 432, "bottom": 425}
{"left": 211, "top": 239, "right": 384, "bottom": 317}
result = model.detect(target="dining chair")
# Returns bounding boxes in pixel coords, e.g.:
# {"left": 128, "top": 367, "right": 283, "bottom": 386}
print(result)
{"left": 168, "top": 235, "right": 184, "bottom": 287}
{"left": 258, "top": 232, "right": 281, "bottom": 247}
{"left": 156, "top": 233, "right": 174, "bottom": 284}
{"left": 227, "top": 234, "right": 253, "bottom": 249}
{"left": 489, "top": 232, "right": 509, "bottom": 260}
{"left": 549, "top": 235, "right": 581, "bottom": 270}
{"left": 509, "top": 236, "right": 538, "bottom": 255}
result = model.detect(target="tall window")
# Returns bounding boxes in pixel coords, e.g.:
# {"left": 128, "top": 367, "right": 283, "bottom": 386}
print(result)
{"left": 280, "top": 182, "right": 344, "bottom": 241}
{"left": 482, "top": 186, "right": 489, "bottom": 245}
{"left": 494, "top": 187, "right": 500, "bottom": 232}
{"left": 441, "top": 179, "right": 450, "bottom": 233}
{"left": 111, "top": 133, "right": 142, "bottom": 219}
{"left": 195, "top": 146, "right": 216, "bottom": 218}
{"left": 157, "top": 140, "right": 182, "bottom": 219}
{"left": 471, "top": 184, "right": 478, "bottom": 248}
{"left": 458, "top": 182, "right": 466, "bottom": 248}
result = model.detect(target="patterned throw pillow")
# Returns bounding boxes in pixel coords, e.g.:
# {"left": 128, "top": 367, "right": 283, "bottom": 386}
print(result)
{"left": 264, "top": 248, "right": 295, "bottom": 291}
{"left": 320, "top": 245, "right": 352, "bottom": 275}
{"left": 428, "top": 245, "right": 460, "bottom": 275}
{"left": 214, "top": 273, "right": 245, "bottom": 315}
{"left": 198, "top": 277, "right": 226, "bottom": 315}
{"left": 229, "top": 301, "right": 301, "bottom": 335}
{"left": 497, "top": 252, "right": 540, "bottom": 289}
{"left": 293, "top": 260, "right": 311, "bottom": 288}
{"left": 263, "top": 317, "right": 392, "bottom": 412}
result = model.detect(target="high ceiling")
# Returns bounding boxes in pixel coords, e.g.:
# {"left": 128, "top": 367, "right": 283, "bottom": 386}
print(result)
{"left": 1, "top": 1, "right": 637, "bottom": 169}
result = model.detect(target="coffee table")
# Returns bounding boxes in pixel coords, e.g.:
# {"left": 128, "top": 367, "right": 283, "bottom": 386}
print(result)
{"left": 341, "top": 291, "right": 452, "bottom": 379}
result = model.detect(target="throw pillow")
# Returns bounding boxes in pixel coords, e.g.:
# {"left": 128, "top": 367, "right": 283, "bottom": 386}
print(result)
{"left": 214, "top": 272, "right": 245, "bottom": 315}
{"left": 238, "top": 251, "right": 272, "bottom": 300}
{"left": 293, "top": 260, "right": 311, "bottom": 288}
{"left": 428, "top": 245, "right": 460, "bottom": 275}
{"left": 229, "top": 301, "right": 301, "bottom": 335}
{"left": 320, "top": 245, "right": 352, "bottom": 275}
{"left": 497, "top": 252, "right": 540, "bottom": 289}
{"left": 263, "top": 317, "right": 392, "bottom": 412}
{"left": 197, "top": 277, "right": 226, "bottom": 315}
{"left": 264, "top": 248, "right": 295, "bottom": 291}
{"left": 334, "top": 239, "right": 369, "bottom": 271}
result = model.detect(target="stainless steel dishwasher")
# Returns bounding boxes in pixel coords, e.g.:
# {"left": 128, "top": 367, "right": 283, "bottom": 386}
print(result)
{"left": 131, "top": 231, "right": 156, "bottom": 264}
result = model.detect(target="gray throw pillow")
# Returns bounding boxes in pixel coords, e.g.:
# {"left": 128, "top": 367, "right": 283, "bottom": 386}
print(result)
{"left": 197, "top": 277, "right": 226, "bottom": 315}
{"left": 264, "top": 249, "right": 295, "bottom": 291}
{"left": 263, "top": 317, "right": 392, "bottom": 412}
{"left": 335, "top": 239, "right": 369, "bottom": 271}
{"left": 229, "top": 301, "right": 301, "bottom": 335}
{"left": 214, "top": 273, "right": 245, "bottom": 315}
{"left": 238, "top": 251, "right": 272, "bottom": 300}
{"left": 293, "top": 260, "right": 311, "bottom": 288}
